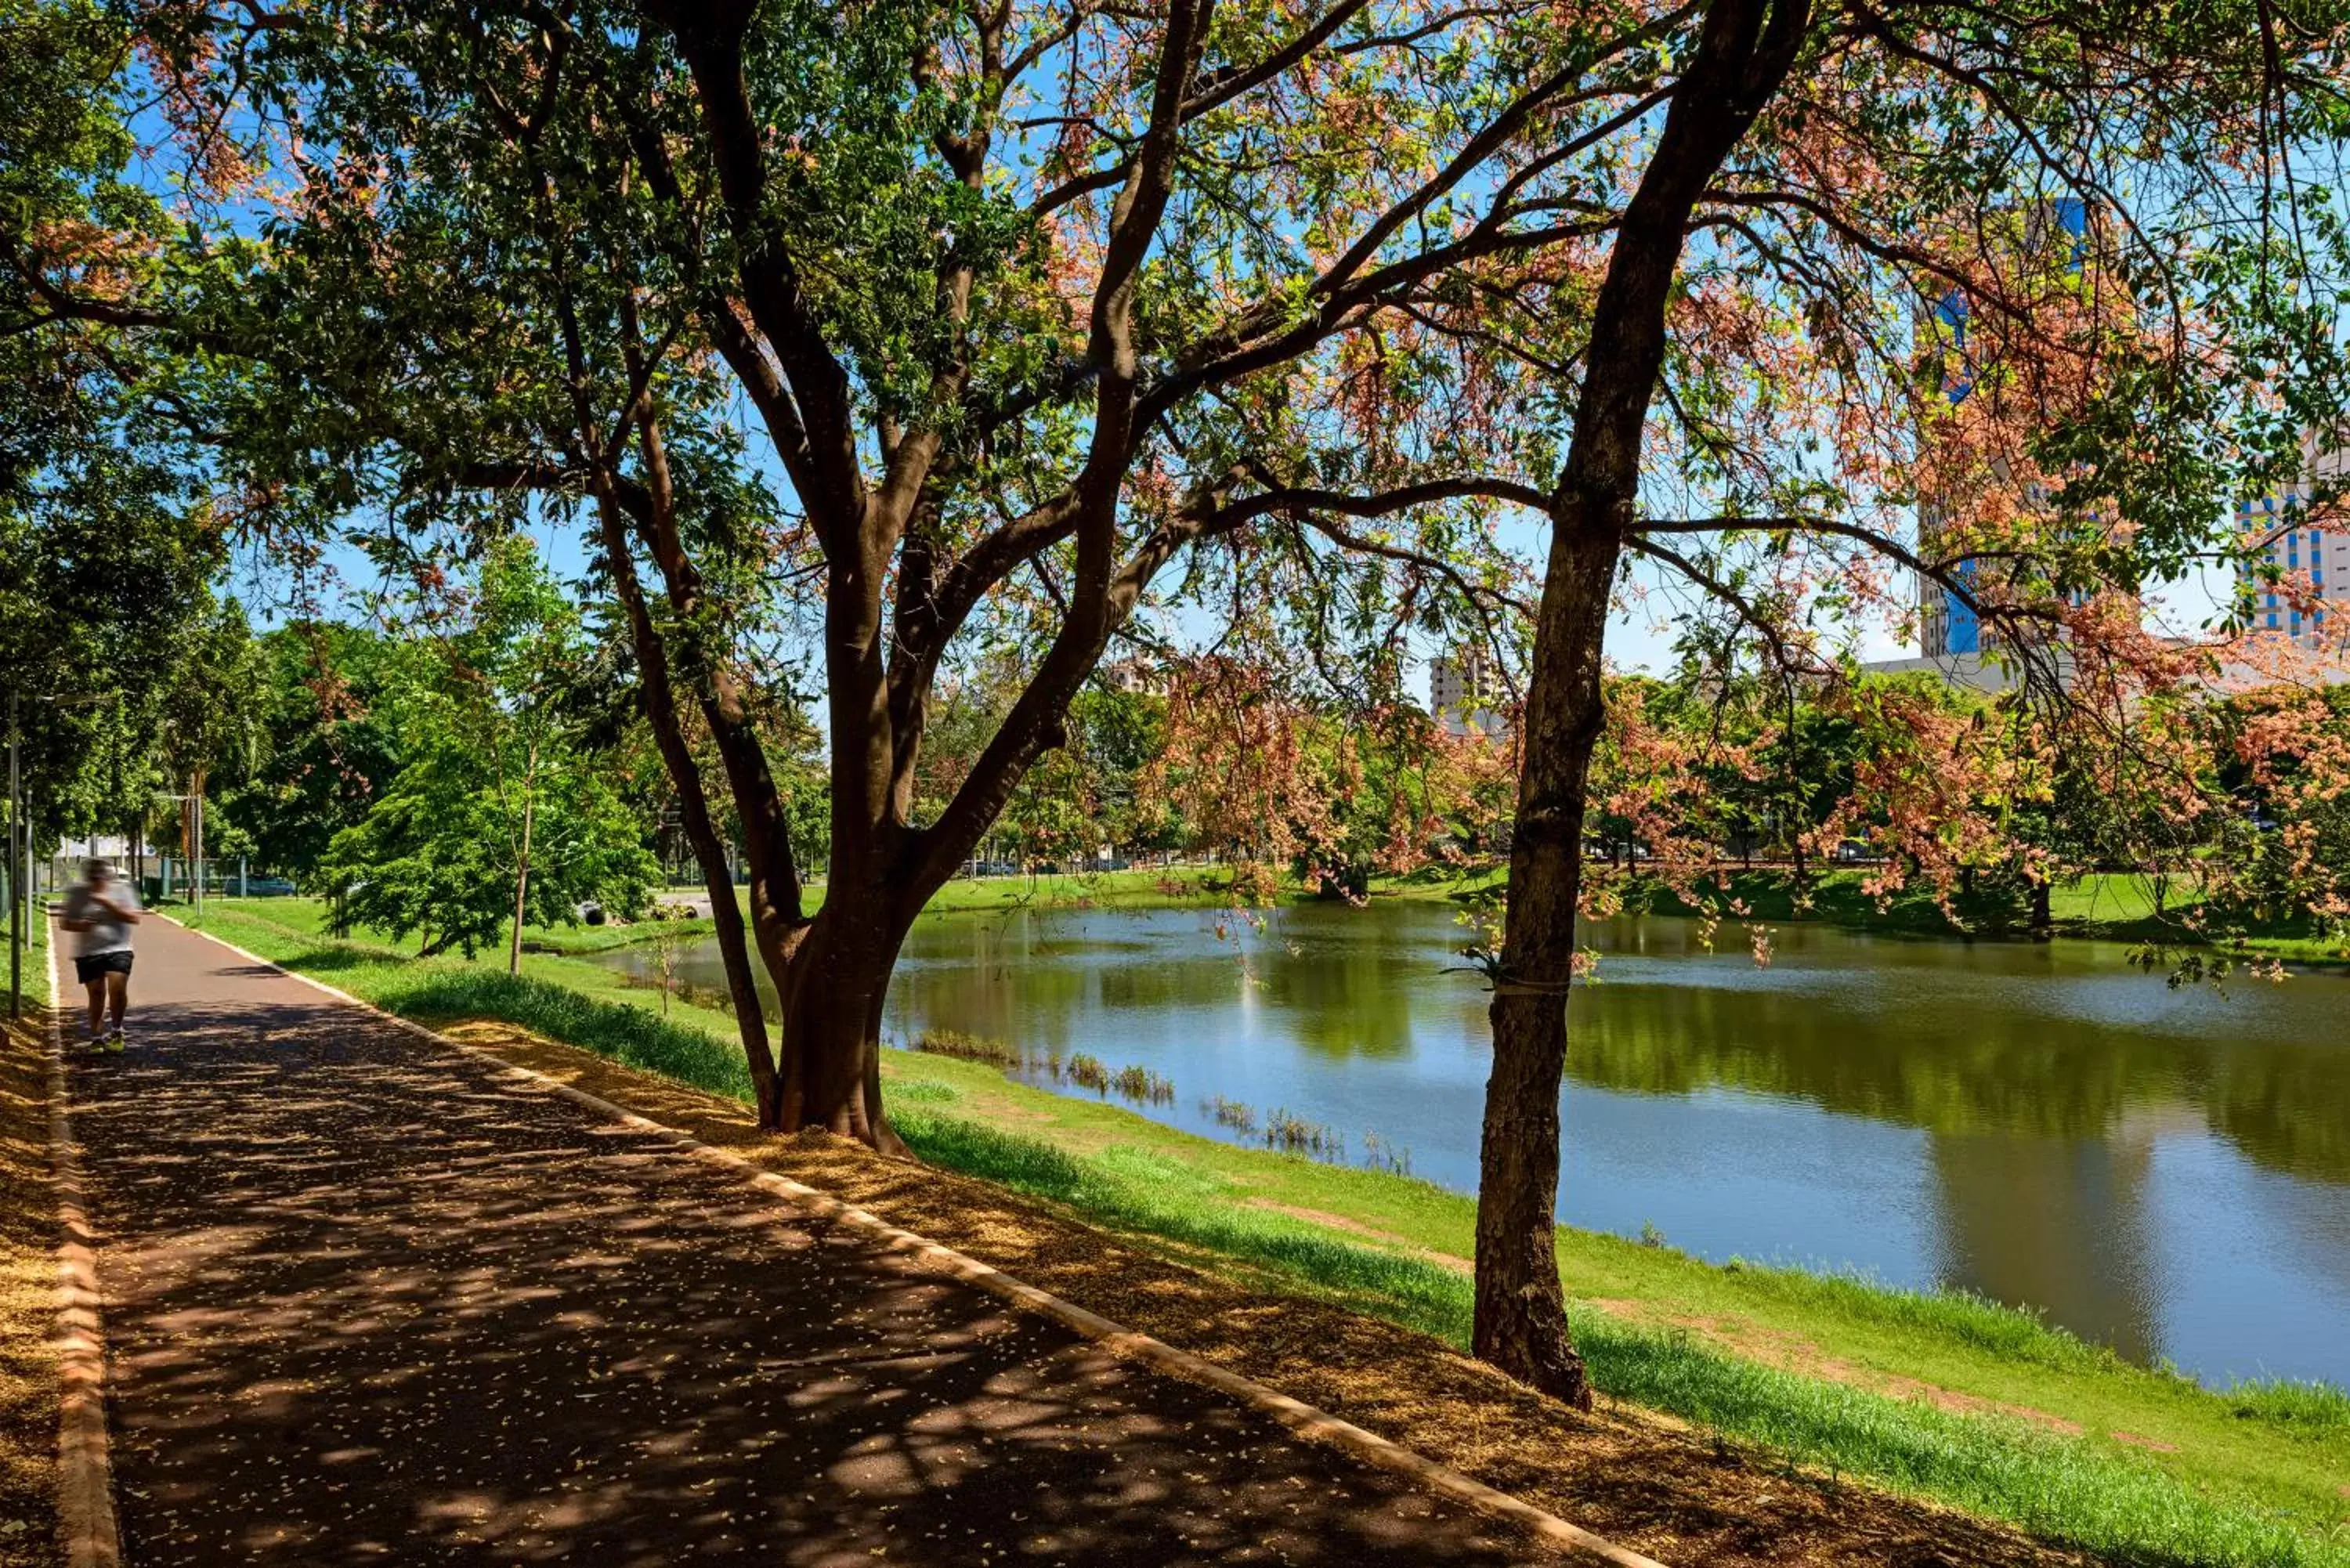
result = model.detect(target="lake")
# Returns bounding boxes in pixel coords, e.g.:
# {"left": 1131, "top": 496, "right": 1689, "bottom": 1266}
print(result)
{"left": 591, "top": 900, "right": 2350, "bottom": 1390}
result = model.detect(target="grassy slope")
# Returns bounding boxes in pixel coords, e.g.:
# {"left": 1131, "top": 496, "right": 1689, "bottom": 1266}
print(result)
{"left": 231, "top": 895, "right": 717, "bottom": 957}
{"left": 183, "top": 900, "right": 2350, "bottom": 1568}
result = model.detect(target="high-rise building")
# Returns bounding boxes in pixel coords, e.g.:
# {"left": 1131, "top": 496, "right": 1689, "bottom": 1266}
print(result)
{"left": 1917, "top": 198, "right": 2090, "bottom": 659}
{"left": 2237, "top": 444, "right": 2350, "bottom": 650}
{"left": 1430, "top": 644, "right": 1508, "bottom": 739}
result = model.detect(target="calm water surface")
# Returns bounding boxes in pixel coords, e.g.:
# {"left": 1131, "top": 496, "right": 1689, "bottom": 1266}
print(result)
{"left": 597, "top": 901, "right": 2350, "bottom": 1389}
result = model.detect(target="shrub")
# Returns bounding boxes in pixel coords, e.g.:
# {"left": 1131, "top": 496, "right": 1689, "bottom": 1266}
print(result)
{"left": 1264, "top": 1108, "right": 1341, "bottom": 1157}
{"left": 1111, "top": 1064, "right": 1175, "bottom": 1105}
{"left": 1206, "top": 1094, "right": 1256, "bottom": 1134}
{"left": 911, "top": 1028, "right": 1022, "bottom": 1069}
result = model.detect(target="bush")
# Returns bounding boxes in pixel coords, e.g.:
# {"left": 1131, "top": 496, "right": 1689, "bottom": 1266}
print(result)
{"left": 910, "top": 1028, "right": 1023, "bottom": 1069}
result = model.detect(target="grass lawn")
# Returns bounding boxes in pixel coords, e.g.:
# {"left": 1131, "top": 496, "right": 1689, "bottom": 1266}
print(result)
{"left": 203, "top": 894, "right": 721, "bottom": 958}
{"left": 915, "top": 864, "right": 1254, "bottom": 913}
{"left": 175, "top": 898, "right": 2350, "bottom": 1568}
{"left": 5, "top": 906, "right": 49, "bottom": 1013}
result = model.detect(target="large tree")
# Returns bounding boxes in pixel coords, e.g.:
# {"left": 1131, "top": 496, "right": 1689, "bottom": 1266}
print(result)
{"left": 1450, "top": 0, "right": 2350, "bottom": 1402}
{"left": 1, "top": 0, "right": 222, "bottom": 874}
{"left": 21, "top": 0, "right": 1585, "bottom": 1144}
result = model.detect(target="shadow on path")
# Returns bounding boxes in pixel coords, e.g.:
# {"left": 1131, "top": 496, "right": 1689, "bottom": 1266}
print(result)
{"left": 68, "top": 919, "right": 1554, "bottom": 1566}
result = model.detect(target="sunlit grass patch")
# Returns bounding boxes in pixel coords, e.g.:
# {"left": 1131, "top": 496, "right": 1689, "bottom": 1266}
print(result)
{"left": 2226, "top": 1378, "right": 2350, "bottom": 1438}
{"left": 381, "top": 969, "right": 757, "bottom": 1102}
{"left": 1716, "top": 1259, "right": 2127, "bottom": 1379}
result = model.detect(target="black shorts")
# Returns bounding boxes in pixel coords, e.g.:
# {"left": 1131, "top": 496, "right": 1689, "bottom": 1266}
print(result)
{"left": 74, "top": 950, "right": 133, "bottom": 985}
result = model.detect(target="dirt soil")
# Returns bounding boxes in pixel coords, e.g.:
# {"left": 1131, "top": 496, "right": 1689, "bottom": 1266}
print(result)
{"left": 0, "top": 1014, "right": 61, "bottom": 1568}
{"left": 443, "top": 1017, "right": 2099, "bottom": 1568}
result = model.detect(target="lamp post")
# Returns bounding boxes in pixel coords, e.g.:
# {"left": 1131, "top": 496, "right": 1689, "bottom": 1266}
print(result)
{"left": 8, "top": 692, "right": 20, "bottom": 1022}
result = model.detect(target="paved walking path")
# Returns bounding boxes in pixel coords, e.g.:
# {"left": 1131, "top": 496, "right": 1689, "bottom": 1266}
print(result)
{"left": 60, "top": 916, "right": 1559, "bottom": 1566}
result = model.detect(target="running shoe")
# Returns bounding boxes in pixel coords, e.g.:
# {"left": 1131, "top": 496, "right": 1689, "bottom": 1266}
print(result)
{"left": 103, "top": 1028, "right": 124, "bottom": 1053}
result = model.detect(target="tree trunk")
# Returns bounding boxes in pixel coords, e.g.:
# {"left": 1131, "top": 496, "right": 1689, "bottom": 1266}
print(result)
{"left": 1477, "top": 513, "right": 1619, "bottom": 1409}
{"left": 758, "top": 880, "right": 908, "bottom": 1154}
{"left": 508, "top": 746, "right": 536, "bottom": 976}
{"left": 587, "top": 478, "right": 783, "bottom": 1121}
{"left": 2030, "top": 876, "right": 2053, "bottom": 936}
{"left": 1471, "top": 0, "right": 1809, "bottom": 1406}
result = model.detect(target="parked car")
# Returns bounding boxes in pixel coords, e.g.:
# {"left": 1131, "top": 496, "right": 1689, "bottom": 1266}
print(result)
{"left": 240, "top": 876, "right": 298, "bottom": 898}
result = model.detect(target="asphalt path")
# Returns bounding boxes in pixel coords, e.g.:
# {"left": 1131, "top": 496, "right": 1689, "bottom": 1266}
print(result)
{"left": 60, "top": 914, "right": 1557, "bottom": 1566}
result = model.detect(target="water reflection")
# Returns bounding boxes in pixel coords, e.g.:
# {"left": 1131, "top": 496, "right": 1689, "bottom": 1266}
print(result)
{"left": 592, "top": 900, "right": 2350, "bottom": 1388}
{"left": 1931, "top": 1127, "right": 2167, "bottom": 1367}
{"left": 1571, "top": 925, "right": 2350, "bottom": 1183}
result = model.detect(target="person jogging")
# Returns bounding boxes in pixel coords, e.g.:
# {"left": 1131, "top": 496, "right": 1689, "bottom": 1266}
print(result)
{"left": 60, "top": 858, "right": 141, "bottom": 1051}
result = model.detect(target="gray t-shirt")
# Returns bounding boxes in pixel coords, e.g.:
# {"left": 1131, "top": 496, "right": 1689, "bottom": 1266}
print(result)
{"left": 62, "top": 880, "right": 139, "bottom": 956}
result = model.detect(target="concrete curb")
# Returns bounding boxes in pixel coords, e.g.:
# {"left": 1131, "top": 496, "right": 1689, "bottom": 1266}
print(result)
{"left": 170, "top": 916, "right": 1671, "bottom": 1568}
{"left": 45, "top": 918, "right": 123, "bottom": 1568}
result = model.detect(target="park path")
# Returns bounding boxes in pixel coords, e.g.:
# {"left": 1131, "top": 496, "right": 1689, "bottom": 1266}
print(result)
{"left": 56, "top": 915, "right": 1560, "bottom": 1566}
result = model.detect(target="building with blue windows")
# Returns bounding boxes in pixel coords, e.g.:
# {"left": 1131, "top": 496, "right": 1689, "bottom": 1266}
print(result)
{"left": 2236, "top": 446, "right": 2350, "bottom": 651}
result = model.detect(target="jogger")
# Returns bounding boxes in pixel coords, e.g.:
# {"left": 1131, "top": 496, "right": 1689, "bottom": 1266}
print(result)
{"left": 60, "top": 858, "right": 140, "bottom": 1050}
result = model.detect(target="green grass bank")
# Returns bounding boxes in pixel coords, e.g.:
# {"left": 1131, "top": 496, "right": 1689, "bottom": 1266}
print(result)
{"left": 172, "top": 898, "right": 2350, "bottom": 1568}
{"left": 13, "top": 910, "right": 47, "bottom": 1010}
